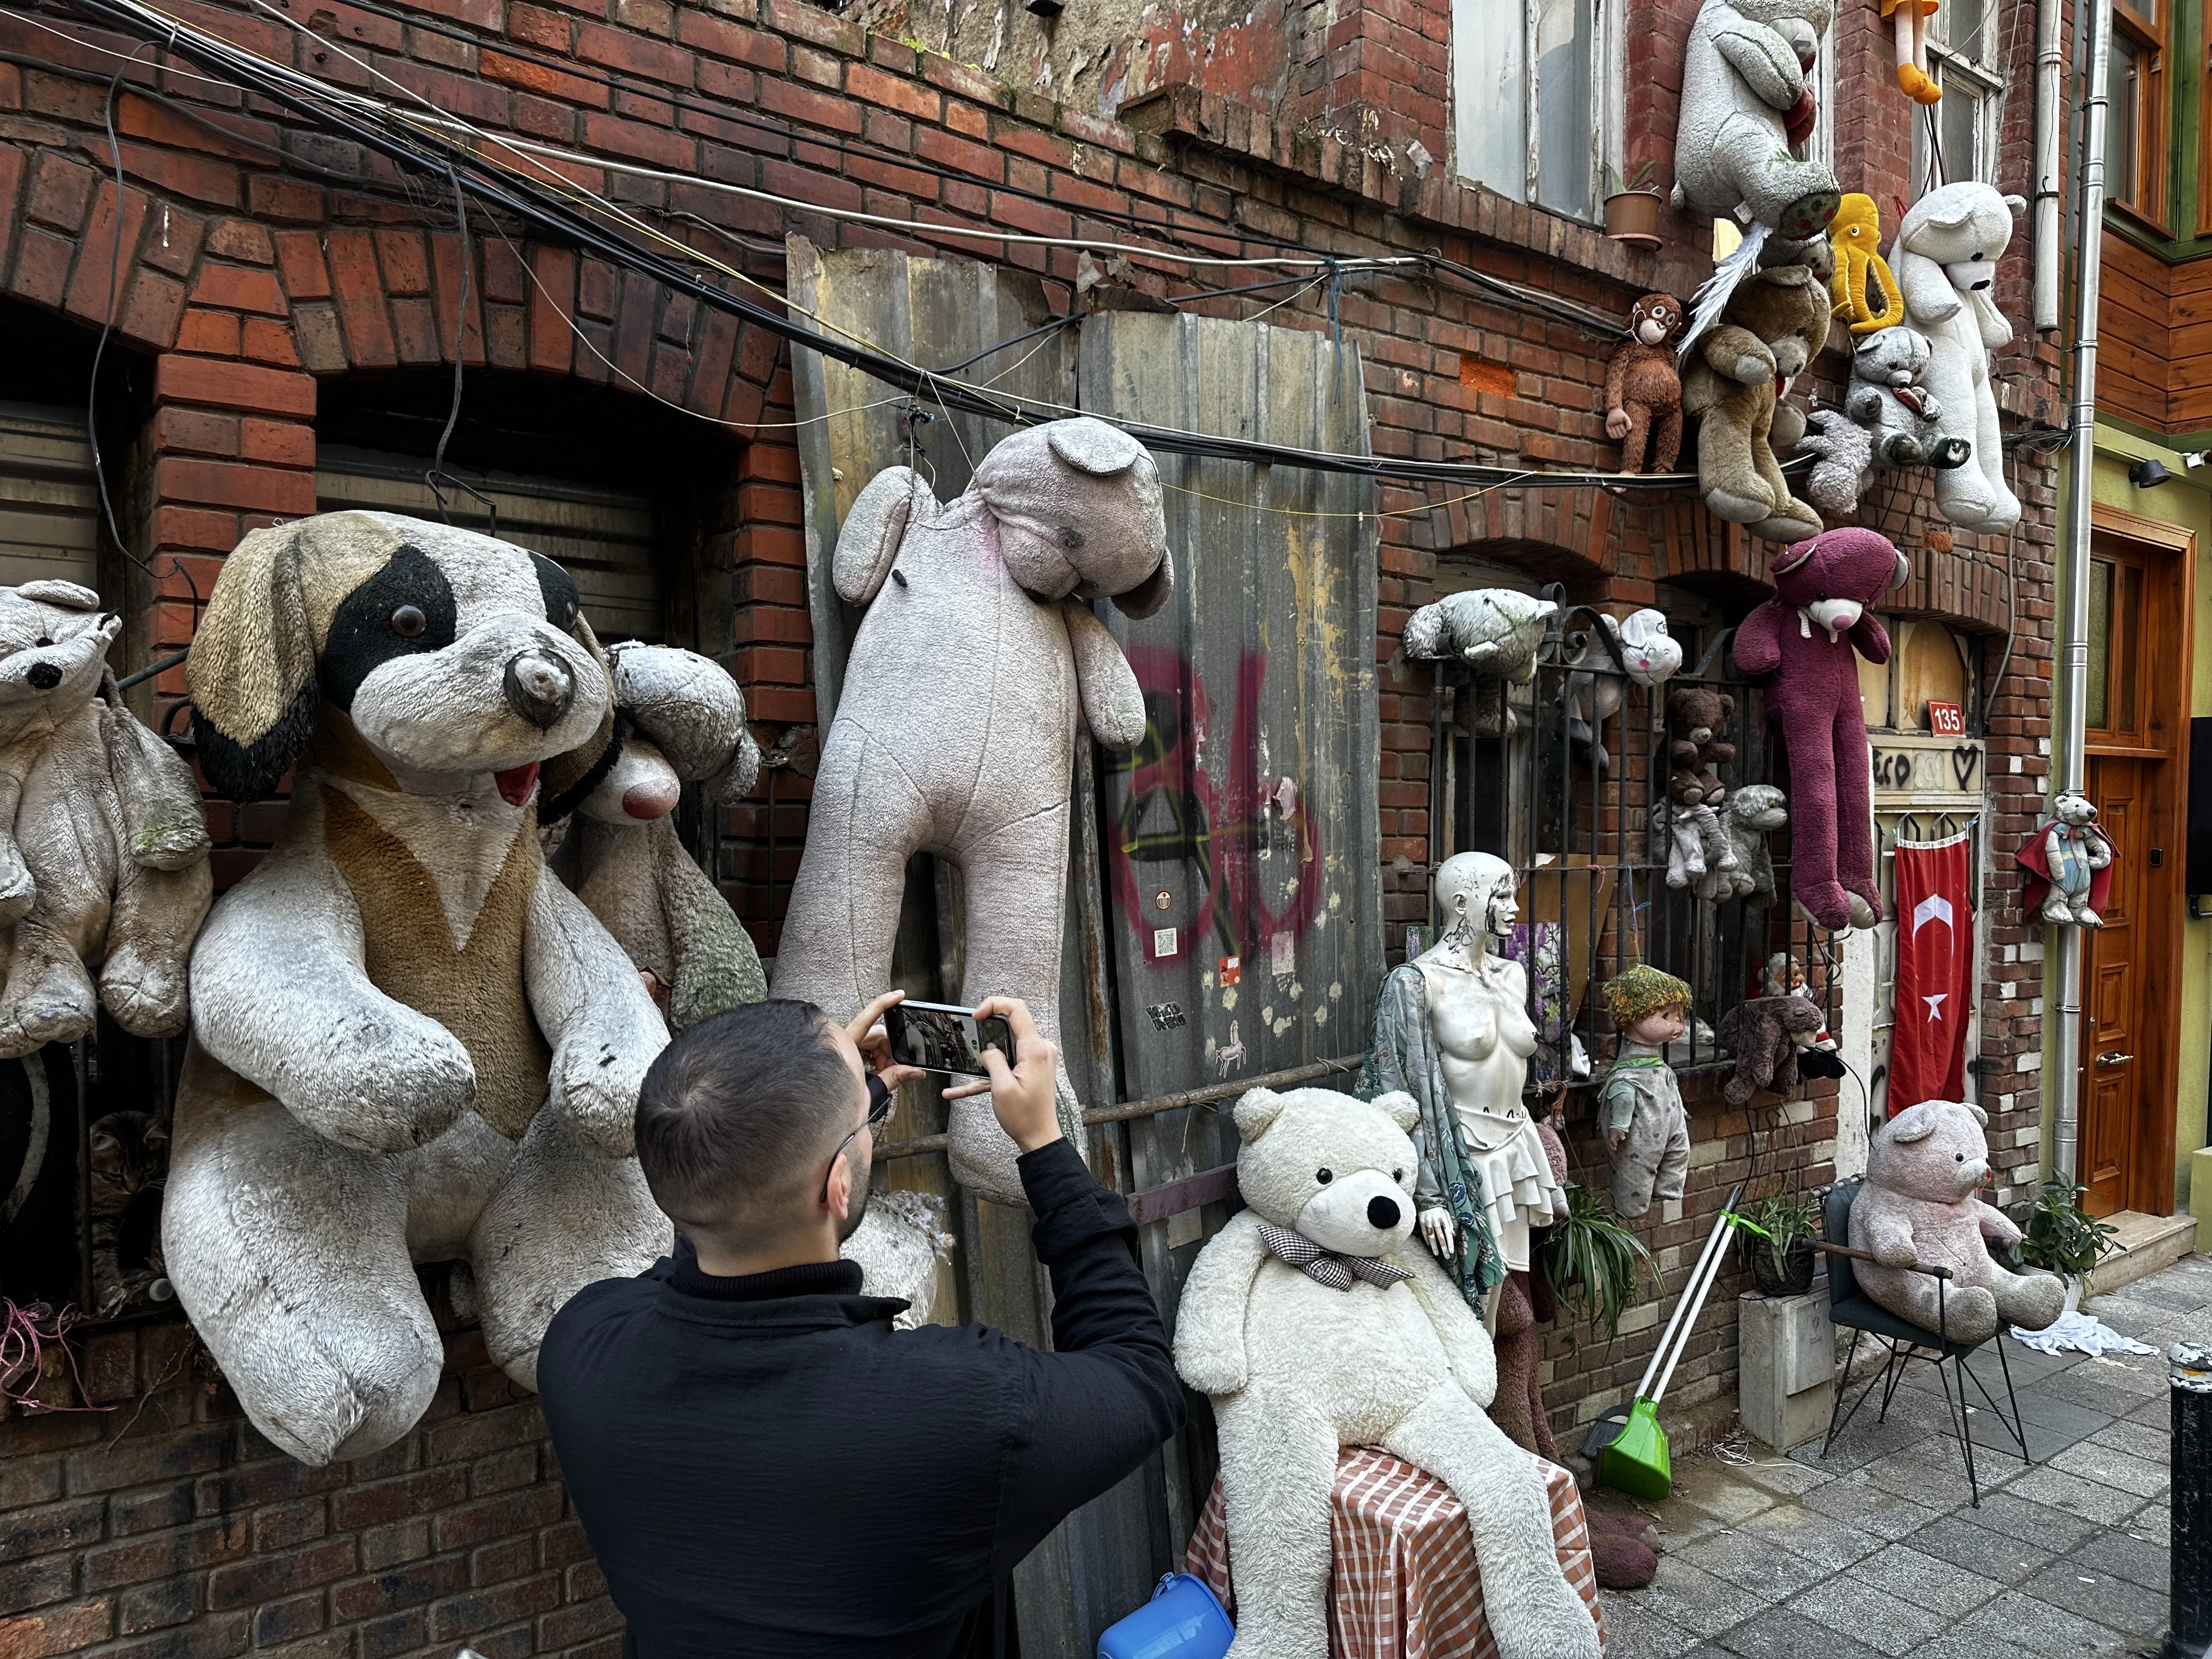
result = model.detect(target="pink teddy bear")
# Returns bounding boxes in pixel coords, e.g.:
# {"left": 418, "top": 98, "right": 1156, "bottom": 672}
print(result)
{"left": 1849, "top": 1099, "right": 2065, "bottom": 1344}
{"left": 1730, "top": 528, "right": 1909, "bottom": 931}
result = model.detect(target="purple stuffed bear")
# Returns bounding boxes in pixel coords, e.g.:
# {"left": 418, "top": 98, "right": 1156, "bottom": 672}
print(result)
{"left": 1849, "top": 1099, "right": 2065, "bottom": 1344}
{"left": 1731, "top": 528, "right": 1909, "bottom": 931}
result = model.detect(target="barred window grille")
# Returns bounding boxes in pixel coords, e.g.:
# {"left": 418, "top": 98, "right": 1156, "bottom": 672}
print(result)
{"left": 1425, "top": 589, "right": 1843, "bottom": 1094}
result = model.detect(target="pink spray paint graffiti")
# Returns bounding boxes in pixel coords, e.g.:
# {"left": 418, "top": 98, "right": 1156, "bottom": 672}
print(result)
{"left": 1107, "top": 645, "right": 1322, "bottom": 967}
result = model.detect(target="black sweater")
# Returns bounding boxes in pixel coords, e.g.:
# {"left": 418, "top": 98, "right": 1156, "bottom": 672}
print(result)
{"left": 537, "top": 1139, "right": 1185, "bottom": 1659}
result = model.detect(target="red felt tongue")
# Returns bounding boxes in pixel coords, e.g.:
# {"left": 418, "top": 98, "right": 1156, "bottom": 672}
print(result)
{"left": 495, "top": 763, "right": 541, "bottom": 808}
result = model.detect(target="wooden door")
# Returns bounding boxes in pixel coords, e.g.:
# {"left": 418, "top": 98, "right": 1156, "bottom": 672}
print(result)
{"left": 2080, "top": 756, "right": 2145, "bottom": 1216}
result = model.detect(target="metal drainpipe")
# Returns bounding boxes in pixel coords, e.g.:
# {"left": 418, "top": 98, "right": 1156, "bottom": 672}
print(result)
{"left": 2053, "top": 0, "right": 2114, "bottom": 1185}
{"left": 2034, "top": 0, "right": 2066, "bottom": 331}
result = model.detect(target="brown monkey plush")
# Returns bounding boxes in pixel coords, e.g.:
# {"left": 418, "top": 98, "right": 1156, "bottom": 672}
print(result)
{"left": 1605, "top": 294, "right": 1688, "bottom": 472}
{"left": 1716, "top": 995, "right": 1824, "bottom": 1105}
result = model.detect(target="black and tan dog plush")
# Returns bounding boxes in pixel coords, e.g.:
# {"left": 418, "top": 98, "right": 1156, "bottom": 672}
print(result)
{"left": 165, "top": 511, "right": 669, "bottom": 1465}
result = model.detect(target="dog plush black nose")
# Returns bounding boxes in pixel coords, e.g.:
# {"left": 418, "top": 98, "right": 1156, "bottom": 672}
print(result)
{"left": 25, "top": 662, "right": 61, "bottom": 691}
{"left": 1367, "top": 1195, "right": 1401, "bottom": 1229}
{"left": 503, "top": 652, "right": 574, "bottom": 729}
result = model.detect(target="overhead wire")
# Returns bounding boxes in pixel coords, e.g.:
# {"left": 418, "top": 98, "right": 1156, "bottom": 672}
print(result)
{"left": 47, "top": 0, "right": 1698, "bottom": 493}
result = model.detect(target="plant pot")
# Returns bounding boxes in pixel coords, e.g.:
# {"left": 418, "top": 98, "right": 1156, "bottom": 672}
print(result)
{"left": 2061, "top": 1276, "right": 2085, "bottom": 1316}
{"left": 1743, "top": 1234, "right": 1817, "bottom": 1296}
{"left": 1604, "top": 190, "right": 1664, "bottom": 248}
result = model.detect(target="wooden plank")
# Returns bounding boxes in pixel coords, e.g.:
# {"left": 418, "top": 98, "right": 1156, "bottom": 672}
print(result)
{"left": 2168, "top": 250, "right": 2212, "bottom": 295}
{"left": 2101, "top": 368, "right": 2169, "bottom": 431}
{"left": 1128, "top": 1161, "right": 1238, "bottom": 1224}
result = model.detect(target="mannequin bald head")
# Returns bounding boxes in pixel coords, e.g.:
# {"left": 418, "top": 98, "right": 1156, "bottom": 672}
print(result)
{"left": 1435, "top": 851, "right": 1519, "bottom": 941}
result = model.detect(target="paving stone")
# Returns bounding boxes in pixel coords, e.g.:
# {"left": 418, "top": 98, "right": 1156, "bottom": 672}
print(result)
{"left": 2018, "top": 1559, "right": 2169, "bottom": 1638}
{"left": 1591, "top": 1594, "right": 1701, "bottom": 1659}
{"left": 1625, "top": 1558, "right": 1774, "bottom": 1639}
{"left": 2085, "top": 1418, "right": 2170, "bottom": 1462}
{"left": 1959, "top": 1589, "right": 2129, "bottom": 1657}
{"left": 2002, "top": 1464, "right": 2149, "bottom": 1525}
{"left": 2069, "top": 1521, "right": 2170, "bottom": 1594}
{"left": 2008, "top": 1391, "right": 2118, "bottom": 1441}
{"left": 2041, "top": 1438, "right": 2170, "bottom": 1500}
{"left": 1944, "top": 1491, "right": 2104, "bottom": 1554}
{"left": 1781, "top": 1575, "right": 1951, "bottom": 1655}
{"left": 2126, "top": 1393, "right": 2173, "bottom": 1426}
{"left": 1846, "top": 1541, "right": 2007, "bottom": 1617}
{"left": 1797, "top": 1471, "right": 1942, "bottom": 1541}
{"left": 1902, "top": 1513, "right": 2053, "bottom": 1585}
{"left": 1709, "top": 1605, "right": 1890, "bottom": 1659}
{"left": 1664, "top": 1464, "right": 1780, "bottom": 1527}
{"left": 2126, "top": 1501, "right": 2168, "bottom": 1544}
{"left": 1726, "top": 1456, "right": 1833, "bottom": 1499}
{"left": 1669, "top": 1527, "right": 1830, "bottom": 1599}
{"left": 1853, "top": 1438, "right": 2013, "bottom": 1507}
{"left": 1733, "top": 1503, "right": 1888, "bottom": 1573}
{"left": 1791, "top": 1409, "right": 1935, "bottom": 1475}
{"left": 2038, "top": 1367, "right": 2158, "bottom": 1416}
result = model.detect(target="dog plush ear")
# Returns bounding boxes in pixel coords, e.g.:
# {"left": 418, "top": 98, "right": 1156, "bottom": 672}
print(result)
{"left": 16, "top": 579, "right": 102, "bottom": 611}
{"left": 1370, "top": 1090, "right": 1420, "bottom": 1133}
{"left": 188, "top": 522, "right": 324, "bottom": 802}
{"left": 834, "top": 467, "right": 922, "bottom": 606}
{"left": 1233, "top": 1087, "right": 1288, "bottom": 1141}
{"left": 1110, "top": 545, "right": 1173, "bottom": 620}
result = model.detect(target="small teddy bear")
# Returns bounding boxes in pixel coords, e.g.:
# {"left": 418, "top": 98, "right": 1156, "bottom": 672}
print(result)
{"left": 1667, "top": 685, "right": 1736, "bottom": 799}
{"left": 1850, "top": 1099, "right": 2066, "bottom": 1343}
{"left": 1681, "top": 264, "right": 1834, "bottom": 543}
{"left": 1701, "top": 781, "right": 1786, "bottom": 903}
{"left": 1716, "top": 994, "right": 1824, "bottom": 1105}
{"left": 1558, "top": 608, "right": 1682, "bottom": 772}
{"left": 1796, "top": 407, "right": 1878, "bottom": 520}
{"left": 1599, "top": 967, "right": 1695, "bottom": 1221}
{"left": 1846, "top": 327, "right": 1969, "bottom": 469}
{"left": 1672, "top": 0, "right": 1842, "bottom": 240}
{"left": 1731, "top": 528, "right": 1910, "bottom": 930}
{"left": 1657, "top": 773, "right": 1738, "bottom": 891}
{"left": 1402, "top": 589, "right": 1558, "bottom": 684}
{"left": 2018, "top": 790, "right": 2114, "bottom": 928}
{"left": 1605, "top": 295, "right": 1688, "bottom": 473}
{"left": 1174, "top": 1085, "right": 1600, "bottom": 1659}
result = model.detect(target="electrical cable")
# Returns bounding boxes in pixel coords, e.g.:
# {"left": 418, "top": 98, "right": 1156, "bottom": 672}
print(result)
{"left": 85, "top": 43, "right": 148, "bottom": 566}
{"left": 49, "top": 0, "right": 1690, "bottom": 492}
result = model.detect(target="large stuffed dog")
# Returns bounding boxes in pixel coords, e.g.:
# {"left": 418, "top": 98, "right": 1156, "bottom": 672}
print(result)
{"left": 166, "top": 511, "right": 669, "bottom": 1465}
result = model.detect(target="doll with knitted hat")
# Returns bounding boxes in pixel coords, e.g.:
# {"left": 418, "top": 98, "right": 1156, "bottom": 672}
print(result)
{"left": 1599, "top": 966, "right": 1696, "bottom": 1221}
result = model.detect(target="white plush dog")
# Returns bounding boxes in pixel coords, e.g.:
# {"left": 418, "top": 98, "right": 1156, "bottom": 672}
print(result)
{"left": 1175, "top": 1086, "right": 1599, "bottom": 1659}
{"left": 1893, "top": 183, "right": 2027, "bottom": 533}
{"left": 168, "top": 511, "right": 670, "bottom": 1465}
{"left": 772, "top": 418, "right": 1170, "bottom": 1207}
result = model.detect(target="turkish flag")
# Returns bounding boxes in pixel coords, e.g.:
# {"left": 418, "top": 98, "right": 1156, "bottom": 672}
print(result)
{"left": 1891, "top": 831, "right": 1973, "bottom": 1112}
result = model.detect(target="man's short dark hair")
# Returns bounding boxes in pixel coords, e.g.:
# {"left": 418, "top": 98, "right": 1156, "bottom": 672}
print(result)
{"left": 634, "top": 1000, "right": 854, "bottom": 1234}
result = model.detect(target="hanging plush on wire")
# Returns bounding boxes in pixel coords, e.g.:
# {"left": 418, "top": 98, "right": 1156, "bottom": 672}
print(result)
{"left": 1605, "top": 295, "right": 1689, "bottom": 475}
{"left": 1672, "top": 0, "right": 1843, "bottom": 240}
{"left": 2015, "top": 790, "right": 2114, "bottom": 928}
{"left": 1828, "top": 193, "right": 1906, "bottom": 332}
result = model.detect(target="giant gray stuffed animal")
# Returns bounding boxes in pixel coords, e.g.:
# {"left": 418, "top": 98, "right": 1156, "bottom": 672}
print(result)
{"left": 168, "top": 512, "right": 671, "bottom": 1465}
{"left": 772, "top": 419, "right": 1171, "bottom": 1206}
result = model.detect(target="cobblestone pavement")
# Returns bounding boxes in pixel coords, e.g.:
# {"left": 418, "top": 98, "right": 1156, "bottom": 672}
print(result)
{"left": 1592, "top": 1251, "right": 2207, "bottom": 1658}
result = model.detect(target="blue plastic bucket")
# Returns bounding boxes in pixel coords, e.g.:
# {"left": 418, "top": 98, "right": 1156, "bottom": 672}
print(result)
{"left": 1096, "top": 1572, "right": 1234, "bottom": 1659}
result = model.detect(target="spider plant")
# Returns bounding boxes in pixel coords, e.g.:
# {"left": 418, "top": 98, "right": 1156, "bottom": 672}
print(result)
{"left": 1542, "top": 1183, "right": 1657, "bottom": 1344}
{"left": 1604, "top": 159, "right": 1661, "bottom": 196}
{"left": 1731, "top": 1189, "right": 1823, "bottom": 1285}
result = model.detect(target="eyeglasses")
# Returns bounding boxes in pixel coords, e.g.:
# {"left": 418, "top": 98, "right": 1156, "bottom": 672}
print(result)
{"left": 822, "top": 1073, "right": 896, "bottom": 1206}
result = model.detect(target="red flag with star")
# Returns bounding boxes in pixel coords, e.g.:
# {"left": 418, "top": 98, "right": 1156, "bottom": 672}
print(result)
{"left": 1890, "top": 830, "right": 1973, "bottom": 1113}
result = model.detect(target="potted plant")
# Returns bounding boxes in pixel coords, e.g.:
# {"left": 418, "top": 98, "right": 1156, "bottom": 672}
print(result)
{"left": 1604, "top": 161, "right": 1664, "bottom": 248}
{"left": 2005, "top": 1178, "right": 2120, "bottom": 1313}
{"left": 1542, "top": 1183, "right": 1658, "bottom": 1345}
{"left": 1731, "top": 1189, "right": 1822, "bottom": 1296}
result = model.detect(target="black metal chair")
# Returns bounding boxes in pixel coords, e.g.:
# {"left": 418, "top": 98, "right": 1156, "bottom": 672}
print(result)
{"left": 1815, "top": 1178, "right": 2032, "bottom": 1507}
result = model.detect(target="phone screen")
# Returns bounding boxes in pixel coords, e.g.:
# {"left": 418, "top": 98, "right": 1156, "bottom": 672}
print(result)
{"left": 883, "top": 1002, "right": 1014, "bottom": 1079}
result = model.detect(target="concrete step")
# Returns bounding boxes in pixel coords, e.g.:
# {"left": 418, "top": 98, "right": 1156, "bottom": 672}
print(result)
{"left": 2086, "top": 1210, "right": 2198, "bottom": 1298}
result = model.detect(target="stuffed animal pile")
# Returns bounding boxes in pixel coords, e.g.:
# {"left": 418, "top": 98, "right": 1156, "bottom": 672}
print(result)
{"left": 1173, "top": 1084, "right": 1601, "bottom": 1659}
{"left": 1680, "top": 262, "right": 1831, "bottom": 543}
{"left": 0, "top": 581, "right": 212, "bottom": 1058}
{"left": 1850, "top": 1099, "right": 2065, "bottom": 1342}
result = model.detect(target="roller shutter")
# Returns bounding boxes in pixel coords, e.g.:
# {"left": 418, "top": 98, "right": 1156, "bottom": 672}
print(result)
{"left": 314, "top": 444, "right": 663, "bottom": 640}
{"left": 0, "top": 401, "right": 102, "bottom": 591}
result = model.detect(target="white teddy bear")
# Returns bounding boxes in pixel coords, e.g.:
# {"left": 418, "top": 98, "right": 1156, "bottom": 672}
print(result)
{"left": 1672, "top": 0, "right": 1842, "bottom": 241}
{"left": 1174, "top": 1085, "right": 1600, "bottom": 1659}
{"left": 1402, "top": 589, "right": 1557, "bottom": 683}
{"left": 1893, "top": 183, "right": 2027, "bottom": 532}
{"left": 1846, "top": 327, "right": 1968, "bottom": 471}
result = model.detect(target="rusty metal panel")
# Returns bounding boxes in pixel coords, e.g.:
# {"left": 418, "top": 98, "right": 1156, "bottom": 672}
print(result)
{"left": 1077, "top": 311, "right": 1383, "bottom": 1547}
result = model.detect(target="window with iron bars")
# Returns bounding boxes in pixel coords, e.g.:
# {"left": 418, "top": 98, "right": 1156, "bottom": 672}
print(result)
{"left": 1423, "top": 591, "right": 1842, "bottom": 1094}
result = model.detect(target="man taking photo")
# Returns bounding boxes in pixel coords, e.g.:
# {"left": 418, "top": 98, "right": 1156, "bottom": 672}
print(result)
{"left": 538, "top": 992, "right": 1183, "bottom": 1658}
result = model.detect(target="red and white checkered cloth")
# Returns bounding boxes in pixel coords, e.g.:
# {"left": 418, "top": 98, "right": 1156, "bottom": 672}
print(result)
{"left": 1182, "top": 1447, "right": 1605, "bottom": 1658}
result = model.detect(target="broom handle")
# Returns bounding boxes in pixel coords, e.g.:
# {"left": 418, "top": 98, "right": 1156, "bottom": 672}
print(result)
{"left": 1630, "top": 1181, "right": 1743, "bottom": 1401}
{"left": 1649, "top": 1206, "right": 1739, "bottom": 1408}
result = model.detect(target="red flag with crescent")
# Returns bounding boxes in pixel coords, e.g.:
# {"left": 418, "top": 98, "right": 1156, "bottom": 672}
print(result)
{"left": 1890, "top": 830, "right": 1973, "bottom": 1113}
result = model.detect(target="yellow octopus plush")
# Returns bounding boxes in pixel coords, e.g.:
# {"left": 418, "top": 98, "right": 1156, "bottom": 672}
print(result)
{"left": 1829, "top": 194, "right": 1904, "bottom": 334}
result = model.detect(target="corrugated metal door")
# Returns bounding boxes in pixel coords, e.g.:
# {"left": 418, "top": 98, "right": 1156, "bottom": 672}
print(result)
{"left": 314, "top": 445, "right": 663, "bottom": 640}
{"left": 0, "top": 402, "right": 101, "bottom": 591}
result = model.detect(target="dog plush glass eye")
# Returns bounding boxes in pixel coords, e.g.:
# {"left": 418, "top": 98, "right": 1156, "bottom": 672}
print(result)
{"left": 1393, "top": 1168, "right": 1404, "bottom": 1182}
{"left": 390, "top": 605, "right": 428, "bottom": 639}
{"left": 1315, "top": 1167, "right": 1333, "bottom": 1184}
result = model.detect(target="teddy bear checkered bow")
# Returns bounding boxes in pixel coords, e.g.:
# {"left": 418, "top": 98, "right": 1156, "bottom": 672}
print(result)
{"left": 1257, "top": 1223, "right": 1413, "bottom": 1292}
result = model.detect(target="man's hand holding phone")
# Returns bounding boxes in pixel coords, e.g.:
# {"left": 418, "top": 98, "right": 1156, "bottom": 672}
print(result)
{"left": 847, "top": 990, "right": 926, "bottom": 1094}
{"left": 944, "top": 997, "right": 1062, "bottom": 1154}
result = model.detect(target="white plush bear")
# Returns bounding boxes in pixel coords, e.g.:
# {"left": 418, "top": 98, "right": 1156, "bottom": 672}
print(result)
{"left": 1893, "top": 183, "right": 2027, "bottom": 532}
{"left": 1845, "top": 328, "right": 1967, "bottom": 470}
{"left": 1402, "top": 589, "right": 1556, "bottom": 683}
{"left": 1672, "top": 0, "right": 1842, "bottom": 241}
{"left": 1174, "top": 1085, "right": 1599, "bottom": 1659}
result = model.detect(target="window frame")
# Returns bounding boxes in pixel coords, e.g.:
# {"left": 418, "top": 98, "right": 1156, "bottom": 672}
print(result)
{"left": 2107, "top": 0, "right": 2170, "bottom": 229}
{"left": 1915, "top": 0, "right": 2010, "bottom": 188}
{"left": 1449, "top": 0, "right": 1621, "bottom": 227}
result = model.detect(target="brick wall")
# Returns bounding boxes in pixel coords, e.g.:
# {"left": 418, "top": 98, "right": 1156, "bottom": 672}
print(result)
{"left": 1, "top": 1322, "right": 616, "bottom": 1659}
{"left": 0, "top": 0, "right": 2067, "bottom": 1640}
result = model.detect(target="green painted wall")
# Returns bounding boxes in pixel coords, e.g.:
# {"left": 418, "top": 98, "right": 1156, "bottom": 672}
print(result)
{"left": 2081, "top": 426, "right": 2212, "bottom": 1215}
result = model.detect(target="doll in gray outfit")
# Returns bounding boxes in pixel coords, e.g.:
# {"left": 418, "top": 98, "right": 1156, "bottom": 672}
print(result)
{"left": 1598, "top": 966, "right": 1695, "bottom": 1220}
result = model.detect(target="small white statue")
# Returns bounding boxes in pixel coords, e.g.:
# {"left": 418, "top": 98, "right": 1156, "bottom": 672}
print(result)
{"left": 2032, "top": 790, "right": 2114, "bottom": 928}
{"left": 1361, "top": 853, "right": 1567, "bottom": 1321}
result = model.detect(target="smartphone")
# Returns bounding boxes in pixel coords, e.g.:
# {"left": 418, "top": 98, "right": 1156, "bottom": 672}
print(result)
{"left": 883, "top": 1000, "right": 1014, "bottom": 1079}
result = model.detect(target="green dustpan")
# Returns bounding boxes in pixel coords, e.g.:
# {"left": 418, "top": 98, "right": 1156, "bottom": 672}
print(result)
{"left": 1596, "top": 1396, "right": 1672, "bottom": 1500}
